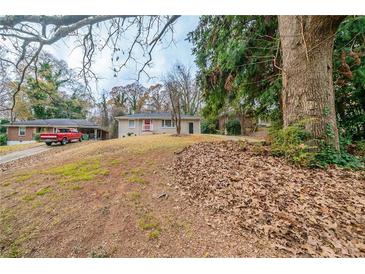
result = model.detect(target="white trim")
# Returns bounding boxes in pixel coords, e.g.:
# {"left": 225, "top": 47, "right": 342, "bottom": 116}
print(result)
{"left": 18, "top": 127, "right": 26, "bottom": 136}
{"left": 128, "top": 120, "right": 135, "bottom": 128}
{"left": 161, "top": 119, "right": 175, "bottom": 128}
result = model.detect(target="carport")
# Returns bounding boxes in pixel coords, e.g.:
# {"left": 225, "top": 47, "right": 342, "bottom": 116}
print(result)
{"left": 5, "top": 119, "right": 108, "bottom": 144}
{"left": 78, "top": 127, "right": 108, "bottom": 140}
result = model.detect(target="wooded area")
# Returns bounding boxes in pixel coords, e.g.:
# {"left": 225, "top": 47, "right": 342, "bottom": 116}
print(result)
{"left": 189, "top": 15, "right": 365, "bottom": 168}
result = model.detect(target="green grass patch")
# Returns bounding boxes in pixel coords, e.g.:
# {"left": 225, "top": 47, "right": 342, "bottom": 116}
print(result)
{"left": 123, "top": 168, "right": 148, "bottom": 185}
{"left": 2, "top": 181, "right": 11, "bottom": 187}
{"left": 148, "top": 229, "right": 160, "bottom": 239}
{"left": 36, "top": 186, "right": 52, "bottom": 196}
{"left": 138, "top": 214, "right": 160, "bottom": 231}
{"left": 7, "top": 244, "right": 21, "bottom": 258}
{"left": 22, "top": 194, "right": 35, "bottom": 202}
{"left": 5, "top": 231, "right": 35, "bottom": 257}
{"left": 122, "top": 167, "right": 143, "bottom": 175}
{"left": 138, "top": 213, "right": 161, "bottom": 239}
{"left": 44, "top": 158, "right": 109, "bottom": 183}
{"left": 13, "top": 173, "right": 33, "bottom": 183}
{"left": 31, "top": 200, "right": 43, "bottom": 209}
{"left": 70, "top": 184, "right": 83, "bottom": 190}
{"left": 110, "top": 159, "right": 121, "bottom": 166}
{"left": 127, "top": 174, "right": 147, "bottom": 184}
{"left": 0, "top": 209, "right": 14, "bottom": 235}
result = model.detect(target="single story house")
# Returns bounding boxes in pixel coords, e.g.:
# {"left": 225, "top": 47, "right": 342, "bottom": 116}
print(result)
{"left": 4, "top": 119, "right": 108, "bottom": 145}
{"left": 115, "top": 112, "right": 201, "bottom": 137}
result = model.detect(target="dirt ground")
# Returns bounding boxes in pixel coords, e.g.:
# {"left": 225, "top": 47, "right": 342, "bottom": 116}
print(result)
{"left": 1, "top": 135, "right": 262, "bottom": 257}
{"left": 1, "top": 135, "right": 363, "bottom": 258}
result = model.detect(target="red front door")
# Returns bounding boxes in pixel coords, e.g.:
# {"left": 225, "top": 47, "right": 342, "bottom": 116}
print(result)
{"left": 143, "top": 119, "right": 152, "bottom": 131}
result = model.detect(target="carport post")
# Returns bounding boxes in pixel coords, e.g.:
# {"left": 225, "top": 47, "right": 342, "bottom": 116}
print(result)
{"left": 94, "top": 129, "right": 97, "bottom": 140}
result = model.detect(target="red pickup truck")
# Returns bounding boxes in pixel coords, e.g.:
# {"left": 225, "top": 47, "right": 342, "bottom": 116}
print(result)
{"left": 40, "top": 128, "right": 83, "bottom": 146}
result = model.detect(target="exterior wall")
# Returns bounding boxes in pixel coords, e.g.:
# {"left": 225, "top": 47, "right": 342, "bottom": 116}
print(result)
{"left": 153, "top": 119, "right": 176, "bottom": 134}
{"left": 180, "top": 120, "right": 201, "bottom": 134}
{"left": 118, "top": 118, "right": 201, "bottom": 137}
{"left": 7, "top": 126, "right": 54, "bottom": 143}
{"left": 118, "top": 119, "right": 143, "bottom": 137}
{"left": 7, "top": 127, "right": 35, "bottom": 142}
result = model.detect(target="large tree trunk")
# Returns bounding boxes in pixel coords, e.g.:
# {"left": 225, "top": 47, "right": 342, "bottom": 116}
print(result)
{"left": 238, "top": 112, "right": 246, "bottom": 135}
{"left": 278, "top": 16, "right": 345, "bottom": 150}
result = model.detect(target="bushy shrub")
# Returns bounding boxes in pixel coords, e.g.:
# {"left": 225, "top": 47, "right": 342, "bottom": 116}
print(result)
{"left": 269, "top": 121, "right": 364, "bottom": 169}
{"left": 0, "top": 119, "right": 9, "bottom": 134}
{"left": 269, "top": 121, "right": 316, "bottom": 166}
{"left": 313, "top": 143, "right": 364, "bottom": 169}
{"left": 201, "top": 119, "right": 217, "bottom": 134}
{"left": 33, "top": 133, "right": 41, "bottom": 142}
{"left": 226, "top": 119, "right": 241, "bottom": 135}
{"left": 0, "top": 133, "right": 8, "bottom": 146}
{"left": 353, "top": 140, "right": 365, "bottom": 157}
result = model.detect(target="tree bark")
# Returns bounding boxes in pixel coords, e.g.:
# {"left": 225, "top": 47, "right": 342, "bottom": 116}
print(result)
{"left": 176, "top": 99, "right": 182, "bottom": 135}
{"left": 278, "top": 16, "right": 345, "bottom": 150}
{"left": 238, "top": 113, "right": 246, "bottom": 135}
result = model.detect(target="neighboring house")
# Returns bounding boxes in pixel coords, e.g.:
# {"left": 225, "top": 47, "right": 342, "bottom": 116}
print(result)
{"left": 115, "top": 112, "right": 201, "bottom": 137}
{"left": 218, "top": 111, "right": 255, "bottom": 134}
{"left": 218, "top": 110, "right": 271, "bottom": 135}
{"left": 5, "top": 119, "right": 108, "bottom": 145}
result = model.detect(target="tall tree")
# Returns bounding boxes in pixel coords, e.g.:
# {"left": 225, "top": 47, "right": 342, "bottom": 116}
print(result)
{"left": 278, "top": 16, "right": 346, "bottom": 150}
{"left": 0, "top": 15, "right": 179, "bottom": 120}
{"left": 109, "top": 85, "right": 129, "bottom": 116}
{"left": 111, "top": 82, "right": 149, "bottom": 114}
{"left": 164, "top": 75, "right": 182, "bottom": 135}
{"left": 333, "top": 16, "right": 365, "bottom": 141}
{"left": 171, "top": 63, "right": 202, "bottom": 115}
{"left": 24, "top": 60, "right": 90, "bottom": 119}
{"left": 163, "top": 63, "right": 201, "bottom": 134}
{"left": 147, "top": 83, "right": 170, "bottom": 112}
{"left": 189, "top": 16, "right": 281, "bottom": 134}
{"left": 99, "top": 90, "right": 110, "bottom": 128}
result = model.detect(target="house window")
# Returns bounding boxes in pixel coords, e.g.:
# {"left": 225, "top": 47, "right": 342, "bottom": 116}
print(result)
{"left": 18, "top": 127, "right": 26, "bottom": 136}
{"left": 162, "top": 120, "right": 175, "bottom": 128}
{"left": 128, "top": 120, "right": 135, "bottom": 128}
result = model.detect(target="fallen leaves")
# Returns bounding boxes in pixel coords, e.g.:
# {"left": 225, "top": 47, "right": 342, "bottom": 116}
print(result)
{"left": 170, "top": 140, "right": 365, "bottom": 257}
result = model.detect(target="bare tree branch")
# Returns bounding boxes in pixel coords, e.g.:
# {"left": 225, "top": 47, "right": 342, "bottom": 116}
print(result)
{"left": 0, "top": 15, "right": 181, "bottom": 120}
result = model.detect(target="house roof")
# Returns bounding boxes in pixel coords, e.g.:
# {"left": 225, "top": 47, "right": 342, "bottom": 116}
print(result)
{"left": 115, "top": 112, "right": 200, "bottom": 120}
{"left": 6, "top": 119, "right": 106, "bottom": 130}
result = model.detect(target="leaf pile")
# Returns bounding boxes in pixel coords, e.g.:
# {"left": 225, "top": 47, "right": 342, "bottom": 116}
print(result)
{"left": 170, "top": 141, "right": 365, "bottom": 257}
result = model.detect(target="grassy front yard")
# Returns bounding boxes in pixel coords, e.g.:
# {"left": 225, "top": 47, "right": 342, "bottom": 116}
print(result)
{"left": 0, "top": 142, "right": 43, "bottom": 156}
{"left": 0, "top": 134, "right": 231, "bottom": 257}
{"left": 3, "top": 134, "right": 361, "bottom": 257}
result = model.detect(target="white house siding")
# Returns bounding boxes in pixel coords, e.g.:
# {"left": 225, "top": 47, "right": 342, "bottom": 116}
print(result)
{"left": 118, "top": 119, "right": 141, "bottom": 137}
{"left": 182, "top": 120, "right": 201, "bottom": 134}
{"left": 118, "top": 119, "right": 201, "bottom": 137}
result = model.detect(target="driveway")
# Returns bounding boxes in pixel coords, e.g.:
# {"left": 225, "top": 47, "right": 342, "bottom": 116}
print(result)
{"left": 0, "top": 145, "right": 51, "bottom": 164}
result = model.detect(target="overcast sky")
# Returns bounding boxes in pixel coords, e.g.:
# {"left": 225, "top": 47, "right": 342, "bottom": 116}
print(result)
{"left": 45, "top": 16, "right": 199, "bottom": 99}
